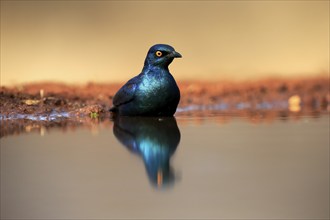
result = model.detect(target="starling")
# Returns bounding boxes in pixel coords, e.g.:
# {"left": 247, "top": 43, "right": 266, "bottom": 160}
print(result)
{"left": 110, "top": 44, "right": 182, "bottom": 116}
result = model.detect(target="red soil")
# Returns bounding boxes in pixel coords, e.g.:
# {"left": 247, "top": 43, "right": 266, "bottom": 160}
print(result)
{"left": 1, "top": 76, "right": 328, "bottom": 116}
{"left": 1, "top": 76, "right": 328, "bottom": 138}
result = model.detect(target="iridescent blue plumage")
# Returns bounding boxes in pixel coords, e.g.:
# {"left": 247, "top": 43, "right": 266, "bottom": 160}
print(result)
{"left": 110, "top": 44, "right": 182, "bottom": 116}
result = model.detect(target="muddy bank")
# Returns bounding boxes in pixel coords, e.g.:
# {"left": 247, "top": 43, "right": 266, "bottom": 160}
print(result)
{"left": 1, "top": 76, "right": 328, "bottom": 138}
{"left": 1, "top": 76, "right": 328, "bottom": 117}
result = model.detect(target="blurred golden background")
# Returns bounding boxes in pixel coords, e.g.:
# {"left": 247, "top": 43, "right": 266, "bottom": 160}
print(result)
{"left": 1, "top": 1, "right": 329, "bottom": 85}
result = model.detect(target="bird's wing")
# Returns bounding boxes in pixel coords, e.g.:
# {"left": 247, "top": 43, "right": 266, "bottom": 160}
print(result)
{"left": 113, "top": 77, "right": 139, "bottom": 107}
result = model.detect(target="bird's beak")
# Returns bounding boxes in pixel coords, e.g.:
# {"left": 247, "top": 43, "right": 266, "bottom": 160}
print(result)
{"left": 171, "top": 51, "right": 182, "bottom": 58}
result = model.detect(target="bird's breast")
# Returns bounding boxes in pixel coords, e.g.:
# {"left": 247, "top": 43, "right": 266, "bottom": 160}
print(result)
{"left": 136, "top": 72, "right": 179, "bottom": 105}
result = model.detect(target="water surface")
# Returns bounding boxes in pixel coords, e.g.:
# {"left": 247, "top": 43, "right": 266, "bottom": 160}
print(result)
{"left": 1, "top": 113, "right": 329, "bottom": 219}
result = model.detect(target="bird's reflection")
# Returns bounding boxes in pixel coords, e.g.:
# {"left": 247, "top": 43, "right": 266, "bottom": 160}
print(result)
{"left": 112, "top": 116, "right": 180, "bottom": 188}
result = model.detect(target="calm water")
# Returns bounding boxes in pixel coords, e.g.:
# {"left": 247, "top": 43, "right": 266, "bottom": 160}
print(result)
{"left": 1, "top": 113, "right": 329, "bottom": 219}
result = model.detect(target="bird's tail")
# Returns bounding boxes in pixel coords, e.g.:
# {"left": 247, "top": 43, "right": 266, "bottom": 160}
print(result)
{"left": 109, "top": 106, "right": 118, "bottom": 112}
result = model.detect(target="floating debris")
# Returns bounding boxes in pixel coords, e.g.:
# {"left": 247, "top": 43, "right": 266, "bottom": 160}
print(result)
{"left": 288, "top": 95, "right": 301, "bottom": 112}
{"left": 23, "top": 99, "right": 40, "bottom": 105}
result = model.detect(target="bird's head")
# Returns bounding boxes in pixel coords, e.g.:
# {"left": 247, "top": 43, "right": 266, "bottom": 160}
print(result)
{"left": 144, "top": 44, "right": 182, "bottom": 69}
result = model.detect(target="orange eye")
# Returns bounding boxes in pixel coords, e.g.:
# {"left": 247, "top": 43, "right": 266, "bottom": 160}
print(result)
{"left": 155, "top": 51, "right": 162, "bottom": 57}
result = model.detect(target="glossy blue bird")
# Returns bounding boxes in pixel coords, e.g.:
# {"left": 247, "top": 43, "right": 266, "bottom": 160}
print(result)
{"left": 110, "top": 44, "right": 182, "bottom": 116}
